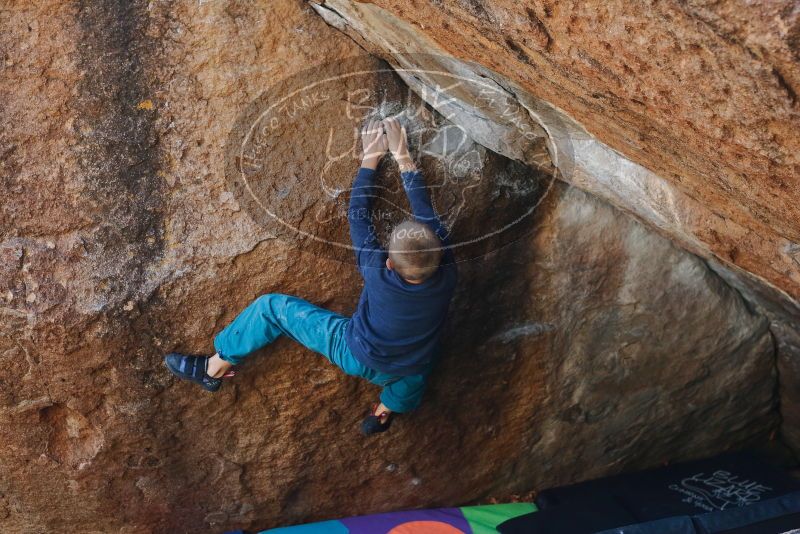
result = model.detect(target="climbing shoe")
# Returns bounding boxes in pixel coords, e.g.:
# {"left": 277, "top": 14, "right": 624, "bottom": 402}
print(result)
{"left": 361, "top": 404, "right": 394, "bottom": 435}
{"left": 164, "top": 353, "right": 227, "bottom": 392}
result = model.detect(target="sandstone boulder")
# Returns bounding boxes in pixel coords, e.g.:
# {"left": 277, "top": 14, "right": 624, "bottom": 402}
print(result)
{"left": 0, "top": 1, "right": 788, "bottom": 532}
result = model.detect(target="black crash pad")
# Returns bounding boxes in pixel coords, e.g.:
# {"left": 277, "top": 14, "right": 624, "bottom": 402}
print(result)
{"left": 498, "top": 452, "right": 800, "bottom": 534}
{"left": 592, "top": 491, "right": 800, "bottom": 533}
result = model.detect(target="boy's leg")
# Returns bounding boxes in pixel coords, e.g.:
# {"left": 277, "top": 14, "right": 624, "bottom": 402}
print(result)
{"left": 378, "top": 372, "right": 429, "bottom": 414}
{"left": 166, "top": 294, "right": 356, "bottom": 390}
{"left": 360, "top": 372, "right": 429, "bottom": 435}
{"left": 213, "top": 293, "right": 353, "bottom": 368}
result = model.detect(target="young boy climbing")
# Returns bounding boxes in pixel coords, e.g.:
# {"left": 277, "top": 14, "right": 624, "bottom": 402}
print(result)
{"left": 164, "top": 117, "right": 457, "bottom": 435}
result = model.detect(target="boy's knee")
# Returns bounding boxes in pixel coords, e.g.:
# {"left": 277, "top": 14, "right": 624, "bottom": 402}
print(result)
{"left": 255, "top": 293, "right": 287, "bottom": 308}
{"left": 380, "top": 391, "right": 422, "bottom": 414}
{"left": 381, "top": 377, "right": 427, "bottom": 414}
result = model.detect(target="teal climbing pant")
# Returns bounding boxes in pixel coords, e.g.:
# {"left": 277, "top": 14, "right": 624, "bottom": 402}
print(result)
{"left": 213, "top": 294, "right": 430, "bottom": 414}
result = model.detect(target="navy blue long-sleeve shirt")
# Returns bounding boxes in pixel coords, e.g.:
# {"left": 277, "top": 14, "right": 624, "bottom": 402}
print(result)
{"left": 344, "top": 167, "right": 458, "bottom": 376}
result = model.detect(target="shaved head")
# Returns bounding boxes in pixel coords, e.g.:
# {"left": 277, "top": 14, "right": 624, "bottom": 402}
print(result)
{"left": 388, "top": 220, "right": 444, "bottom": 282}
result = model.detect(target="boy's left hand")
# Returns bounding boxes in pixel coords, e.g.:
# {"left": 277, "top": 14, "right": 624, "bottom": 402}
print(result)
{"left": 361, "top": 119, "right": 388, "bottom": 170}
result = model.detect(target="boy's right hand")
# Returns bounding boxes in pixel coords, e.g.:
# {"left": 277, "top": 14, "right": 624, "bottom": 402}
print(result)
{"left": 361, "top": 119, "right": 388, "bottom": 170}
{"left": 382, "top": 117, "right": 413, "bottom": 165}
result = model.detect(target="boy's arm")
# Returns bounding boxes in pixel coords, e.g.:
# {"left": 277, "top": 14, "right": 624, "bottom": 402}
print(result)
{"left": 348, "top": 166, "right": 385, "bottom": 271}
{"left": 348, "top": 119, "right": 389, "bottom": 273}
{"left": 383, "top": 117, "right": 453, "bottom": 259}
{"left": 401, "top": 169, "right": 450, "bottom": 245}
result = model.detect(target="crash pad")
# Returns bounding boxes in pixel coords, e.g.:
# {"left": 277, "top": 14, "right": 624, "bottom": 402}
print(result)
{"left": 259, "top": 502, "right": 536, "bottom": 533}
{"left": 498, "top": 452, "right": 800, "bottom": 533}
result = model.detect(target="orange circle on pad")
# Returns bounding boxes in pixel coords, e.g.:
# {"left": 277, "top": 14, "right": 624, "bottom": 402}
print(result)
{"left": 387, "top": 520, "right": 466, "bottom": 534}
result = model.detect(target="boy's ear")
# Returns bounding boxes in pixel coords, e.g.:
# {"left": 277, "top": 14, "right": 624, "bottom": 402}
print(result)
{"left": 385, "top": 257, "right": 393, "bottom": 271}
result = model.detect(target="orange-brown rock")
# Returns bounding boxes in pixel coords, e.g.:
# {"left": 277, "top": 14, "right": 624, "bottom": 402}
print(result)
{"left": 0, "top": 1, "right": 795, "bottom": 532}
{"left": 313, "top": 0, "right": 800, "bottom": 305}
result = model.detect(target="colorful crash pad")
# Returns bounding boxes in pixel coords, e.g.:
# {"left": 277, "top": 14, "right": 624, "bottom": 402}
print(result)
{"left": 259, "top": 502, "right": 536, "bottom": 533}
